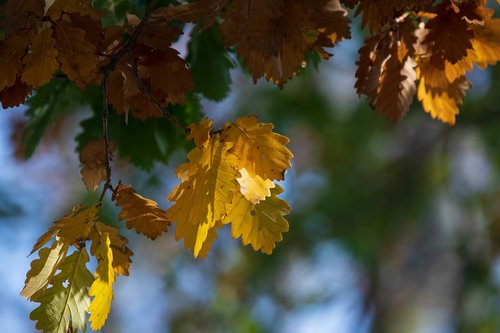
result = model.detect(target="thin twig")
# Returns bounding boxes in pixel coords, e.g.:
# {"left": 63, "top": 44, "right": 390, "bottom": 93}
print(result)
{"left": 95, "top": 0, "right": 163, "bottom": 204}
{"left": 97, "top": 75, "right": 113, "bottom": 204}
{"left": 126, "top": 46, "right": 187, "bottom": 132}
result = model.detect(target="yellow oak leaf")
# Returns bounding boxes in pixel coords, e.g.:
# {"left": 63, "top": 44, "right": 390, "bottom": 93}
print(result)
{"left": 90, "top": 222, "right": 134, "bottom": 276}
{"left": 188, "top": 118, "right": 213, "bottom": 147}
{"left": 115, "top": 184, "right": 170, "bottom": 240}
{"left": 224, "top": 185, "right": 290, "bottom": 255}
{"left": 30, "top": 248, "right": 94, "bottom": 333}
{"left": 471, "top": 17, "right": 500, "bottom": 68}
{"left": 88, "top": 233, "right": 115, "bottom": 330}
{"left": 79, "top": 140, "right": 112, "bottom": 192}
{"left": 237, "top": 168, "right": 275, "bottom": 205}
{"left": 30, "top": 205, "right": 98, "bottom": 255}
{"left": 21, "top": 240, "right": 69, "bottom": 300}
{"left": 167, "top": 136, "right": 240, "bottom": 258}
{"left": 417, "top": 74, "right": 470, "bottom": 125}
{"left": 221, "top": 115, "right": 293, "bottom": 181}
{"left": 22, "top": 27, "right": 59, "bottom": 88}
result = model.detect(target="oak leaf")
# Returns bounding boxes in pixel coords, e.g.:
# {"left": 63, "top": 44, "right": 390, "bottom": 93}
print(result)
{"left": 167, "top": 136, "right": 240, "bottom": 258}
{"left": 29, "top": 248, "right": 94, "bottom": 333}
{"left": 30, "top": 205, "right": 98, "bottom": 255}
{"left": 224, "top": 185, "right": 290, "bottom": 255}
{"left": 46, "top": 0, "right": 104, "bottom": 21}
{"left": 88, "top": 233, "right": 115, "bottom": 330}
{"left": 0, "top": 0, "right": 44, "bottom": 38}
{"left": 424, "top": 2, "right": 474, "bottom": 64}
{"left": 221, "top": 115, "right": 293, "bottom": 181}
{"left": 237, "top": 168, "right": 275, "bottom": 205}
{"left": 0, "top": 77, "right": 33, "bottom": 108}
{"left": 22, "top": 28, "right": 59, "bottom": 88}
{"left": 90, "top": 222, "right": 134, "bottom": 276}
{"left": 471, "top": 17, "right": 500, "bottom": 68}
{"left": 54, "top": 20, "right": 100, "bottom": 88}
{"left": 220, "top": 0, "right": 350, "bottom": 86}
{"left": 79, "top": 140, "right": 111, "bottom": 192}
{"left": 0, "top": 30, "right": 32, "bottom": 91}
{"left": 21, "top": 240, "right": 69, "bottom": 300}
{"left": 137, "top": 48, "right": 194, "bottom": 106}
{"left": 115, "top": 184, "right": 170, "bottom": 240}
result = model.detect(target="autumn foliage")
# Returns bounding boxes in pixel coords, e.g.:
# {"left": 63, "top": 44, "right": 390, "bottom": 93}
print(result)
{"left": 0, "top": 0, "right": 497, "bottom": 331}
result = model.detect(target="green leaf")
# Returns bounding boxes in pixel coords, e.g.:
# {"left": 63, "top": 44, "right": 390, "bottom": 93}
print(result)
{"left": 78, "top": 111, "right": 185, "bottom": 171}
{"left": 187, "top": 24, "right": 233, "bottom": 101}
{"left": 30, "top": 247, "right": 94, "bottom": 333}
{"left": 21, "top": 80, "right": 85, "bottom": 158}
{"left": 21, "top": 241, "right": 69, "bottom": 301}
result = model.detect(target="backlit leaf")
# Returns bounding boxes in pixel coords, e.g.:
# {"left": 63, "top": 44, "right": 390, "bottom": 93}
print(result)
{"left": 21, "top": 241, "right": 69, "bottom": 300}
{"left": 115, "top": 184, "right": 170, "bottom": 240}
{"left": 88, "top": 233, "right": 115, "bottom": 330}
{"left": 221, "top": 115, "right": 293, "bottom": 181}
{"left": 167, "top": 135, "right": 240, "bottom": 257}
{"left": 224, "top": 185, "right": 290, "bottom": 255}
{"left": 30, "top": 248, "right": 94, "bottom": 333}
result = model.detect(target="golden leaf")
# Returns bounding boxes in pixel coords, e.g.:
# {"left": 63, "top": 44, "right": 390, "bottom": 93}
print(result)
{"left": 221, "top": 115, "right": 293, "bottom": 181}
{"left": 90, "top": 222, "right": 134, "bottom": 276}
{"left": 88, "top": 233, "right": 115, "bottom": 330}
{"left": 237, "top": 168, "right": 275, "bottom": 205}
{"left": 471, "top": 17, "right": 500, "bottom": 68}
{"left": 224, "top": 185, "right": 290, "bottom": 255}
{"left": 167, "top": 136, "right": 240, "bottom": 257}
{"left": 30, "top": 205, "right": 98, "bottom": 255}
{"left": 188, "top": 118, "right": 213, "bottom": 147}
{"left": 115, "top": 184, "right": 170, "bottom": 240}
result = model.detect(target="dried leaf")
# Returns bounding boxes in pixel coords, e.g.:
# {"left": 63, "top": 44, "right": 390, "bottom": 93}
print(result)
{"left": 22, "top": 28, "right": 59, "bottom": 88}
{"left": 79, "top": 140, "right": 111, "bottom": 192}
{"left": 115, "top": 184, "right": 170, "bottom": 240}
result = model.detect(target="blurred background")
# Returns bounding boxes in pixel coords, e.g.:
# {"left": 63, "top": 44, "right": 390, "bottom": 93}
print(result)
{"left": 2, "top": 2, "right": 500, "bottom": 333}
